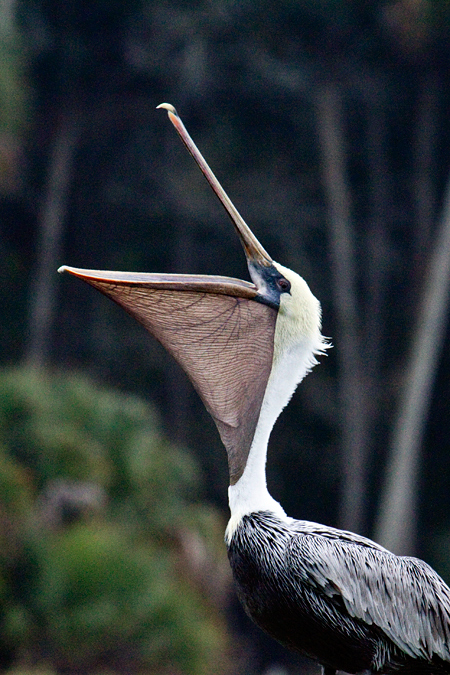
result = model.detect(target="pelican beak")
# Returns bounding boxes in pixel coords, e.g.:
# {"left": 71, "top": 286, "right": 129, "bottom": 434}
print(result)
{"left": 157, "top": 104, "right": 274, "bottom": 276}
{"left": 59, "top": 104, "right": 285, "bottom": 485}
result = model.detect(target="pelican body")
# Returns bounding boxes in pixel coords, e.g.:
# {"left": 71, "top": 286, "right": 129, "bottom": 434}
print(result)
{"left": 59, "top": 105, "right": 450, "bottom": 674}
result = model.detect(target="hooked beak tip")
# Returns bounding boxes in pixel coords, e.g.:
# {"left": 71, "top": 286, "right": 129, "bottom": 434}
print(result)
{"left": 157, "top": 103, "right": 179, "bottom": 121}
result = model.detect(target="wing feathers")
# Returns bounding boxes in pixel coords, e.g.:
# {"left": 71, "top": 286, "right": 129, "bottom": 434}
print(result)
{"left": 288, "top": 530, "right": 450, "bottom": 662}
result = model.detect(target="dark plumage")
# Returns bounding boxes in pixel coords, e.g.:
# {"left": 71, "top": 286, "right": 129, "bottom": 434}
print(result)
{"left": 228, "top": 513, "right": 450, "bottom": 674}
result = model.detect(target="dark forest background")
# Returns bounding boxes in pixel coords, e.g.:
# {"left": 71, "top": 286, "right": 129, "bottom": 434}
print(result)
{"left": 2, "top": 1, "right": 450, "bottom": 673}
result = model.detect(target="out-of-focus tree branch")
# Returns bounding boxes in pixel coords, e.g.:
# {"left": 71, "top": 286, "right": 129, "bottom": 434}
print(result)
{"left": 26, "top": 110, "right": 79, "bottom": 367}
{"left": 374, "top": 165, "right": 450, "bottom": 555}
{"left": 316, "top": 82, "right": 370, "bottom": 534}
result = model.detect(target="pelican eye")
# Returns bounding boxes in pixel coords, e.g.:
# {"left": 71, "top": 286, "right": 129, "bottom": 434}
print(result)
{"left": 277, "top": 277, "right": 291, "bottom": 293}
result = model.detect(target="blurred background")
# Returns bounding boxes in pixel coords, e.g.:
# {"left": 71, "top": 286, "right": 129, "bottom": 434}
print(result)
{"left": 2, "top": 0, "right": 450, "bottom": 673}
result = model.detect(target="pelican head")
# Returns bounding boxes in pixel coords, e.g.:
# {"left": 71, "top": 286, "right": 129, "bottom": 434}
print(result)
{"left": 59, "top": 104, "right": 327, "bottom": 488}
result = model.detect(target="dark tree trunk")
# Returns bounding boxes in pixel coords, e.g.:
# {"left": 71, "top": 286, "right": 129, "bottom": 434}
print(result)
{"left": 363, "top": 78, "right": 391, "bottom": 434}
{"left": 26, "top": 110, "right": 79, "bottom": 367}
{"left": 375, "top": 163, "right": 450, "bottom": 555}
{"left": 316, "top": 81, "right": 369, "bottom": 534}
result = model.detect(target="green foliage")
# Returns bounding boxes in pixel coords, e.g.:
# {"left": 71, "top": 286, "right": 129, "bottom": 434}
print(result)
{"left": 0, "top": 366, "right": 229, "bottom": 674}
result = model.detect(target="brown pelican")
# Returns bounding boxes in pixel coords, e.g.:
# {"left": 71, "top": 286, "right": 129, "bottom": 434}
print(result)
{"left": 59, "top": 104, "right": 450, "bottom": 674}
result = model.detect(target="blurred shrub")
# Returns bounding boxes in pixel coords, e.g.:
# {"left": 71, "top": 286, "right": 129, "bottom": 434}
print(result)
{"left": 0, "top": 366, "right": 230, "bottom": 674}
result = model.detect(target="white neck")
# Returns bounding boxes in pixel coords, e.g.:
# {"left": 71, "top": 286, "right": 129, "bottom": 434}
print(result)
{"left": 225, "top": 333, "right": 321, "bottom": 543}
{"left": 225, "top": 262, "right": 327, "bottom": 544}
